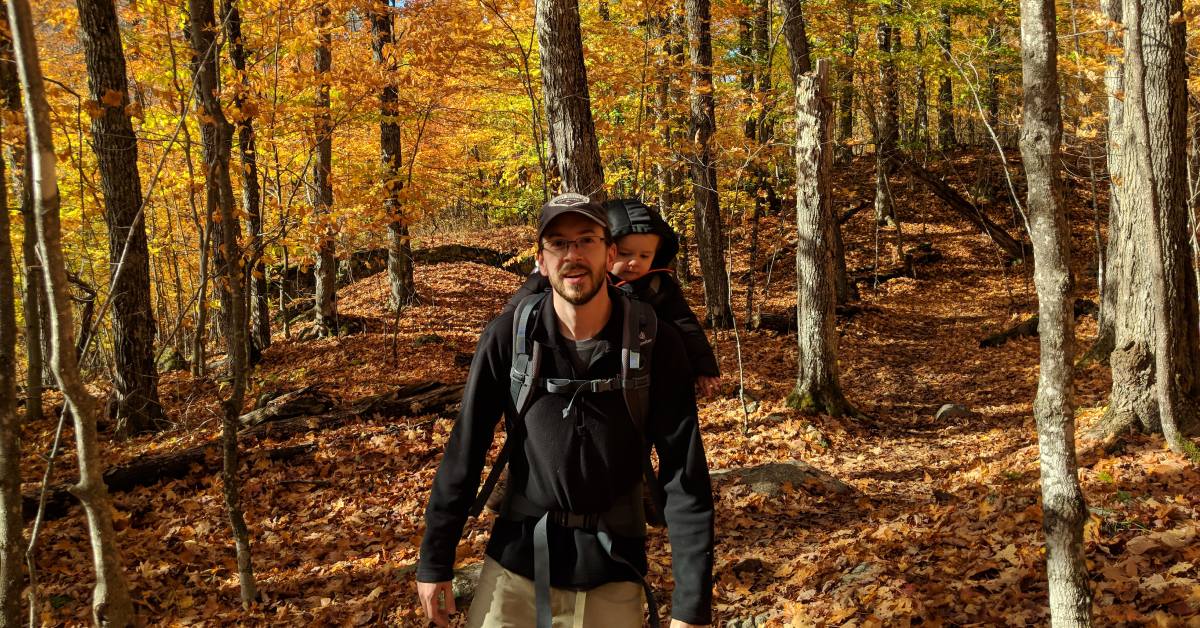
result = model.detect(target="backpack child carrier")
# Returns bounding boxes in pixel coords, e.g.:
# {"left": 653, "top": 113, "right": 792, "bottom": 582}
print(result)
{"left": 467, "top": 291, "right": 667, "bottom": 628}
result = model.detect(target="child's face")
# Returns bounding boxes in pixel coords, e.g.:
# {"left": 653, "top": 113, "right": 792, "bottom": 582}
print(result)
{"left": 611, "top": 233, "right": 661, "bottom": 282}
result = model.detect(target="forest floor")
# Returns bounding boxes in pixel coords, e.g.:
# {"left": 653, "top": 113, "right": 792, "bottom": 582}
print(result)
{"left": 21, "top": 153, "right": 1200, "bottom": 626}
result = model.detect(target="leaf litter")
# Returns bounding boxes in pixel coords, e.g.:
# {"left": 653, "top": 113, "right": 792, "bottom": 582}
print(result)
{"left": 22, "top": 158, "right": 1200, "bottom": 626}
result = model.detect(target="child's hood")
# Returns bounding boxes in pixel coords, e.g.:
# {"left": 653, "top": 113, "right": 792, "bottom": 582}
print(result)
{"left": 605, "top": 198, "right": 680, "bottom": 270}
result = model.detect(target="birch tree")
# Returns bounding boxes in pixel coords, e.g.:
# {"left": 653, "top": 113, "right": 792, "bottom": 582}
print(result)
{"left": 1018, "top": 0, "right": 1094, "bottom": 621}
{"left": 6, "top": 0, "right": 134, "bottom": 622}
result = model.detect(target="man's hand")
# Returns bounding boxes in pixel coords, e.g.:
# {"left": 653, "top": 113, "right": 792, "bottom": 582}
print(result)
{"left": 696, "top": 375, "right": 720, "bottom": 398}
{"left": 416, "top": 581, "right": 456, "bottom": 626}
{"left": 670, "top": 620, "right": 705, "bottom": 628}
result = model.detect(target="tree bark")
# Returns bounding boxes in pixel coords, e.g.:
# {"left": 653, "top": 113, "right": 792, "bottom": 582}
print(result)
{"left": 311, "top": 3, "right": 338, "bottom": 336}
{"left": 686, "top": 0, "right": 732, "bottom": 327}
{"left": 0, "top": 18, "right": 41, "bottom": 423}
{"left": 187, "top": 0, "right": 258, "bottom": 606}
{"left": 1092, "top": 0, "right": 1123, "bottom": 360}
{"left": 224, "top": 0, "right": 270, "bottom": 352}
{"left": 874, "top": 0, "right": 899, "bottom": 227}
{"left": 1118, "top": 0, "right": 1199, "bottom": 455}
{"left": 1102, "top": 0, "right": 1200, "bottom": 440}
{"left": 371, "top": 2, "right": 417, "bottom": 310}
{"left": 937, "top": 8, "right": 956, "bottom": 151}
{"left": 5, "top": 0, "right": 134, "bottom": 623}
{"left": 781, "top": 39, "right": 850, "bottom": 415}
{"left": 913, "top": 27, "right": 929, "bottom": 151}
{"left": 76, "top": 0, "right": 165, "bottom": 437}
{"left": 536, "top": 0, "right": 606, "bottom": 201}
{"left": 1019, "top": 0, "right": 1094, "bottom": 621}
{"left": 986, "top": 20, "right": 1001, "bottom": 137}
{"left": 0, "top": 41, "right": 24, "bottom": 623}
{"left": 835, "top": 6, "right": 856, "bottom": 164}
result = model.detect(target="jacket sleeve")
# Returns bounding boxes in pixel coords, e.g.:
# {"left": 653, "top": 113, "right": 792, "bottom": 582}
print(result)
{"left": 500, "top": 272, "right": 550, "bottom": 316}
{"left": 656, "top": 278, "right": 720, "bottom": 377}
{"left": 648, "top": 323, "right": 714, "bottom": 625}
{"left": 416, "top": 316, "right": 510, "bottom": 583}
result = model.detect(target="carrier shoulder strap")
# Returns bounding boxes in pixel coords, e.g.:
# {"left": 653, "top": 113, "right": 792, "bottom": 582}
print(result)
{"left": 619, "top": 295, "right": 656, "bottom": 432}
{"left": 618, "top": 296, "right": 668, "bottom": 525}
{"left": 467, "top": 293, "right": 546, "bottom": 518}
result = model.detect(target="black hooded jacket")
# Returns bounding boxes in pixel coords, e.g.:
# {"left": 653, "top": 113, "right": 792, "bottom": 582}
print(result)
{"left": 417, "top": 289, "right": 715, "bottom": 624}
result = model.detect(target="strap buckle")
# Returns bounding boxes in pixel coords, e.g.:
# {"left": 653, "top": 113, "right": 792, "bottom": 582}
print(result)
{"left": 549, "top": 511, "right": 599, "bottom": 530}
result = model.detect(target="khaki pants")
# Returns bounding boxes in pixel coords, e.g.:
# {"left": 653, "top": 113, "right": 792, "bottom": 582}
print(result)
{"left": 466, "top": 557, "right": 644, "bottom": 628}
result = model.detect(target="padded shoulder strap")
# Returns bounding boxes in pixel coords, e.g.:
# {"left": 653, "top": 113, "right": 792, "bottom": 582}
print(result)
{"left": 468, "top": 293, "right": 546, "bottom": 519}
{"left": 620, "top": 295, "right": 657, "bottom": 433}
{"left": 510, "top": 292, "right": 547, "bottom": 416}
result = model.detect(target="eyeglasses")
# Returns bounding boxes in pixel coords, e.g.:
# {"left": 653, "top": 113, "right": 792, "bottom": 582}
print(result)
{"left": 542, "top": 235, "right": 607, "bottom": 254}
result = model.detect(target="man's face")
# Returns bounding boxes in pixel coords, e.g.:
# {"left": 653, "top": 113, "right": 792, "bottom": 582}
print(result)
{"left": 536, "top": 213, "right": 615, "bottom": 306}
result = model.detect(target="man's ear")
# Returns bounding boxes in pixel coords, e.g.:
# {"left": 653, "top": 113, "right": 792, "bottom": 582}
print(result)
{"left": 536, "top": 250, "right": 547, "bottom": 277}
{"left": 605, "top": 242, "right": 616, "bottom": 269}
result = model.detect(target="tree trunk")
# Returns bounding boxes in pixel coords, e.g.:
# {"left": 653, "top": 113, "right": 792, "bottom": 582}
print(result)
{"left": 1102, "top": 0, "right": 1200, "bottom": 440}
{"left": 986, "top": 20, "right": 1001, "bottom": 136}
{"left": 1019, "top": 0, "right": 1094, "bottom": 621}
{"left": 535, "top": 0, "right": 606, "bottom": 201}
{"left": 187, "top": 0, "right": 258, "bottom": 605}
{"left": 782, "top": 55, "right": 851, "bottom": 417}
{"left": 76, "top": 0, "right": 165, "bottom": 437}
{"left": 874, "top": 1, "right": 899, "bottom": 227}
{"left": 686, "top": 0, "right": 732, "bottom": 328}
{"left": 835, "top": 7, "right": 856, "bottom": 164}
{"left": 1093, "top": 0, "right": 1123, "bottom": 359}
{"left": 937, "top": 8, "right": 956, "bottom": 150}
{"left": 1, "top": 22, "right": 41, "bottom": 423}
{"left": 311, "top": 3, "right": 337, "bottom": 336}
{"left": 371, "top": 2, "right": 417, "bottom": 310}
{"left": 913, "top": 27, "right": 929, "bottom": 152}
{"left": 1118, "top": 0, "right": 1199, "bottom": 455}
{"left": 744, "top": 0, "right": 774, "bottom": 323}
{"left": 224, "top": 0, "right": 270, "bottom": 352}
{"left": 5, "top": 0, "right": 134, "bottom": 623}
{"left": 0, "top": 43, "right": 24, "bottom": 623}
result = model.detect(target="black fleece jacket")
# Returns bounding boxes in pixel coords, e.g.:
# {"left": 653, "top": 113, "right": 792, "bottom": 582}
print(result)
{"left": 417, "top": 289, "right": 715, "bottom": 624}
{"left": 503, "top": 271, "right": 721, "bottom": 378}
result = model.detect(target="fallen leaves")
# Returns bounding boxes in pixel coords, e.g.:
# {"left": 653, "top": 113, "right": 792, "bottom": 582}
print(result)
{"left": 21, "top": 161, "right": 1200, "bottom": 625}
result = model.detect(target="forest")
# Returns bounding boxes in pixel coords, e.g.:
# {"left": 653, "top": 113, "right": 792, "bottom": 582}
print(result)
{"left": 1, "top": 0, "right": 1199, "bottom": 624}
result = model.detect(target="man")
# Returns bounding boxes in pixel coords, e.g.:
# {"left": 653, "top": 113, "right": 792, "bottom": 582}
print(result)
{"left": 416, "top": 193, "right": 714, "bottom": 627}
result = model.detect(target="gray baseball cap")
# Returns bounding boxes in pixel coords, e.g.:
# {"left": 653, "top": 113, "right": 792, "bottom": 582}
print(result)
{"left": 537, "top": 193, "right": 608, "bottom": 241}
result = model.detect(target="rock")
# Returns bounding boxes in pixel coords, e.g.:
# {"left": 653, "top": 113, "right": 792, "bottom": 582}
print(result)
{"left": 710, "top": 461, "right": 853, "bottom": 497}
{"left": 415, "top": 333, "right": 445, "bottom": 347}
{"left": 935, "top": 404, "right": 976, "bottom": 421}
{"left": 452, "top": 562, "right": 485, "bottom": 605}
{"left": 157, "top": 347, "right": 189, "bottom": 373}
{"left": 725, "top": 612, "right": 774, "bottom": 628}
{"left": 730, "top": 557, "right": 765, "bottom": 574}
{"left": 840, "top": 561, "right": 878, "bottom": 583}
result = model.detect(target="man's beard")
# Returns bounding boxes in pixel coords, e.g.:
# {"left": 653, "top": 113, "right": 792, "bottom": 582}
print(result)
{"left": 550, "top": 262, "right": 606, "bottom": 305}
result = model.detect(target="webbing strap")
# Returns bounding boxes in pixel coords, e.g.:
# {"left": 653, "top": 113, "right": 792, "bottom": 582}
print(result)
{"left": 597, "top": 522, "right": 659, "bottom": 628}
{"left": 467, "top": 441, "right": 509, "bottom": 518}
{"left": 533, "top": 513, "right": 553, "bottom": 628}
{"left": 540, "top": 376, "right": 648, "bottom": 395}
{"left": 529, "top": 514, "right": 659, "bottom": 628}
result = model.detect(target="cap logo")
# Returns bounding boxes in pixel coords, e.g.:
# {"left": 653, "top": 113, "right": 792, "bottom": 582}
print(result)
{"left": 550, "top": 193, "right": 591, "bottom": 207}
